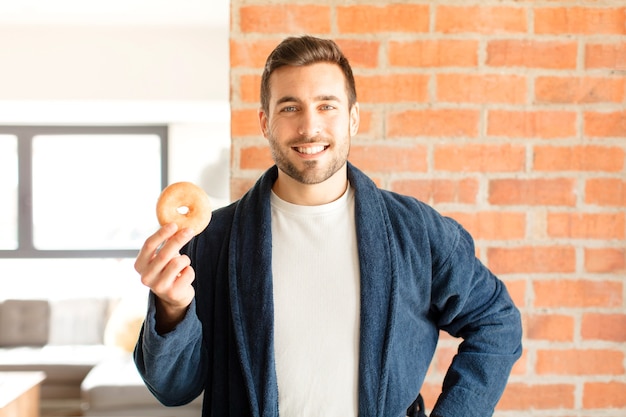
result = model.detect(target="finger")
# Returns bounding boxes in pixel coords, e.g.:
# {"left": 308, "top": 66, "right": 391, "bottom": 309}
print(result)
{"left": 141, "top": 250, "right": 193, "bottom": 294}
{"left": 155, "top": 228, "right": 193, "bottom": 259}
{"left": 170, "top": 254, "right": 193, "bottom": 277}
{"left": 149, "top": 227, "right": 194, "bottom": 272}
{"left": 152, "top": 260, "right": 195, "bottom": 305}
{"left": 176, "top": 265, "right": 196, "bottom": 287}
{"left": 134, "top": 223, "right": 178, "bottom": 274}
{"left": 169, "top": 266, "right": 196, "bottom": 306}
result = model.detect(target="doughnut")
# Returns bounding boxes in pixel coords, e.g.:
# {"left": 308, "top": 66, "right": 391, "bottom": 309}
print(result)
{"left": 156, "top": 181, "right": 212, "bottom": 235}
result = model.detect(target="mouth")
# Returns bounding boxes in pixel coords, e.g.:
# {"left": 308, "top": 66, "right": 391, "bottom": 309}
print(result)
{"left": 293, "top": 145, "right": 329, "bottom": 155}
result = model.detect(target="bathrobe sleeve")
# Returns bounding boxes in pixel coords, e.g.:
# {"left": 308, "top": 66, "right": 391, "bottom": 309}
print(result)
{"left": 427, "top": 216, "right": 522, "bottom": 417}
{"left": 133, "top": 293, "right": 206, "bottom": 406}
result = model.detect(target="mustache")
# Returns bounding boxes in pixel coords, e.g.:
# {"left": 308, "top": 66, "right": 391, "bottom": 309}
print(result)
{"left": 285, "top": 136, "right": 331, "bottom": 146}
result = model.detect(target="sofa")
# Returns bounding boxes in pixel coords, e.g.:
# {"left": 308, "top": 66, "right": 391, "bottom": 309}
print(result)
{"left": 0, "top": 297, "right": 202, "bottom": 416}
{"left": 81, "top": 355, "right": 202, "bottom": 416}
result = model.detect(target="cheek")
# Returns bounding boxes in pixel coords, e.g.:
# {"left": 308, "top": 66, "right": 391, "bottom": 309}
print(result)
{"left": 332, "top": 118, "right": 352, "bottom": 137}
{"left": 268, "top": 118, "right": 295, "bottom": 138}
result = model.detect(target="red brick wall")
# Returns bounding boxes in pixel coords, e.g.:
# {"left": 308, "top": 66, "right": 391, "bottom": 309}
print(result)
{"left": 230, "top": 2, "right": 626, "bottom": 414}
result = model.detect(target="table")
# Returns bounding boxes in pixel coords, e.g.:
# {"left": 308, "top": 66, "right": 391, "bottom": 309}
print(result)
{"left": 0, "top": 372, "right": 46, "bottom": 417}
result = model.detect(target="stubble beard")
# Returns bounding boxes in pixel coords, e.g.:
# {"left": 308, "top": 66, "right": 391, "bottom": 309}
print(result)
{"left": 269, "top": 135, "right": 350, "bottom": 185}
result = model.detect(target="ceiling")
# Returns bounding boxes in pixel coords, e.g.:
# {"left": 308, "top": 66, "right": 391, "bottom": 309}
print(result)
{"left": 0, "top": 0, "right": 228, "bottom": 26}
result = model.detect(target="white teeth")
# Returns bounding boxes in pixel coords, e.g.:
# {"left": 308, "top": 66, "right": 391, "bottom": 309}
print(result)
{"left": 296, "top": 145, "right": 325, "bottom": 155}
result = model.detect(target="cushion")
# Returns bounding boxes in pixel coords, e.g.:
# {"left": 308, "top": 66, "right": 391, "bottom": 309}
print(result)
{"left": 48, "top": 298, "right": 111, "bottom": 345}
{"left": 104, "top": 295, "right": 147, "bottom": 353}
{"left": 81, "top": 356, "right": 202, "bottom": 412}
{"left": 0, "top": 299, "right": 50, "bottom": 346}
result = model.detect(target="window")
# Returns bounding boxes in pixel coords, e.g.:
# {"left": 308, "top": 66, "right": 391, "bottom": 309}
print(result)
{"left": 0, "top": 126, "right": 167, "bottom": 258}
{"left": 0, "top": 134, "right": 18, "bottom": 250}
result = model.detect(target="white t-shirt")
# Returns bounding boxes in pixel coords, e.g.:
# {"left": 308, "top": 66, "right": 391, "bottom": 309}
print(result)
{"left": 271, "top": 185, "right": 360, "bottom": 416}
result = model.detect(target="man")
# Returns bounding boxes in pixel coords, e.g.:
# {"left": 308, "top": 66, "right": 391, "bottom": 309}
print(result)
{"left": 134, "top": 35, "right": 522, "bottom": 417}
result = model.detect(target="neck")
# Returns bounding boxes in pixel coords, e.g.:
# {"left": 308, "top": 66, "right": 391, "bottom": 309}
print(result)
{"left": 273, "top": 164, "right": 349, "bottom": 206}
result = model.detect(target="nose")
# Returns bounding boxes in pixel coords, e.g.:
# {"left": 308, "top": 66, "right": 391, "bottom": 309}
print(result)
{"left": 297, "top": 109, "right": 321, "bottom": 138}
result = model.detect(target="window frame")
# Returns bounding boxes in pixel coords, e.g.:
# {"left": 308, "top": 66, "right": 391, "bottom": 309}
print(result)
{"left": 0, "top": 125, "right": 168, "bottom": 259}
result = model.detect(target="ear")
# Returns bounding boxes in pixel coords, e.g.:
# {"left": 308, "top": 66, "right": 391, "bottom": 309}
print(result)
{"left": 349, "top": 103, "right": 360, "bottom": 137}
{"left": 259, "top": 108, "right": 269, "bottom": 138}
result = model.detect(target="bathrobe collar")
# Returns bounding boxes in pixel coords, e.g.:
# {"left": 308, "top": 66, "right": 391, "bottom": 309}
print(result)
{"left": 227, "top": 163, "right": 398, "bottom": 416}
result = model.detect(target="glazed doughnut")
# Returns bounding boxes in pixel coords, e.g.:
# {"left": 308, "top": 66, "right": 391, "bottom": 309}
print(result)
{"left": 156, "top": 181, "right": 212, "bottom": 235}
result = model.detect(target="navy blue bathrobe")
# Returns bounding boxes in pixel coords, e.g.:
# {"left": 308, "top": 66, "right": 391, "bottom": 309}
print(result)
{"left": 135, "top": 163, "right": 522, "bottom": 417}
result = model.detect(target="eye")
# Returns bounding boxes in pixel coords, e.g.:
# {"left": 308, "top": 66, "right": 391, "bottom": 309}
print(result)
{"left": 320, "top": 104, "right": 336, "bottom": 111}
{"left": 280, "top": 105, "right": 298, "bottom": 113}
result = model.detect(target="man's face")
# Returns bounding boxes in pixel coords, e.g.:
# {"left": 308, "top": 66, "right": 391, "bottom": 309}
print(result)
{"left": 259, "top": 62, "right": 359, "bottom": 185}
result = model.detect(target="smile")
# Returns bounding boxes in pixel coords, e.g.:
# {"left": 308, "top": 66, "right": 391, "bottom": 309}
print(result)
{"left": 294, "top": 145, "right": 328, "bottom": 155}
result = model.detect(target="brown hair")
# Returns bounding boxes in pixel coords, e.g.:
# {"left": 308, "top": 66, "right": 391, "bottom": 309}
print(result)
{"left": 260, "top": 35, "right": 357, "bottom": 113}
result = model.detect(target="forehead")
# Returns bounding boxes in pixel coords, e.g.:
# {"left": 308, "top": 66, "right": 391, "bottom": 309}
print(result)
{"left": 268, "top": 62, "right": 348, "bottom": 103}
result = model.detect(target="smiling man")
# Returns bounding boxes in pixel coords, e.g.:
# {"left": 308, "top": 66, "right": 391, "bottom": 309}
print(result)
{"left": 133, "top": 35, "right": 522, "bottom": 417}
{"left": 260, "top": 60, "right": 358, "bottom": 204}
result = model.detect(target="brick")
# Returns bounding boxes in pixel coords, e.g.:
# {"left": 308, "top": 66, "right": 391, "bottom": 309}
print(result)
{"left": 584, "top": 111, "right": 626, "bottom": 138}
{"left": 355, "top": 74, "right": 428, "bottom": 103}
{"left": 487, "top": 39, "right": 577, "bottom": 69}
{"left": 487, "top": 110, "right": 577, "bottom": 139}
{"left": 536, "top": 349, "right": 624, "bottom": 375}
{"left": 239, "top": 145, "right": 272, "bottom": 170}
{"left": 547, "top": 212, "right": 625, "bottom": 239}
{"left": 489, "top": 178, "right": 576, "bottom": 206}
{"left": 526, "top": 314, "right": 574, "bottom": 342}
{"left": 534, "top": 145, "right": 625, "bottom": 172}
{"left": 231, "top": 109, "right": 261, "bottom": 137}
{"left": 336, "top": 39, "right": 380, "bottom": 69}
{"left": 434, "top": 144, "right": 525, "bottom": 173}
{"left": 436, "top": 5, "right": 527, "bottom": 34}
{"left": 230, "top": 39, "right": 280, "bottom": 68}
{"left": 239, "top": 5, "right": 331, "bottom": 34}
{"left": 349, "top": 145, "right": 427, "bottom": 172}
{"left": 391, "top": 178, "right": 479, "bottom": 204}
{"left": 437, "top": 73, "right": 526, "bottom": 104}
{"left": 535, "top": 76, "right": 625, "bottom": 104}
{"left": 585, "top": 248, "right": 626, "bottom": 273}
{"left": 498, "top": 383, "right": 575, "bottom": 410}
{"left": 445, "top": 211, "right": 526, "bottom": 240}
{"left": 432, "top": 346, "right": 457, "bottom": 374}
{"left": 367, "top": 175, "right": 383, "bottom": 188}
{"left": 230, "top": 177, "right": 257, "bottom": 201}
{"left": 585, "top": 178, "right": 626, "bottom": 206}
{"left": 239, "top": 74, "right": 261, "bottom": 103}
{"left": 586, "top": 42, "right": 626, "bottom": 70}
{"left": 419, "top": 381, "right": 442, "bottom": 411}
{"left": 509, "top": 348, "right": 527, "bottom": 376}
{"left": 535, "top": 7, "right": 626, "bottom": 35}
{"left": 389, "top": 40, "right": 478, "bottom": 68}
{"left": 534, "top": 279, "right": 623, "bottom": 308}
{"left": 488, "top": 246, "right": 576, "bottom": 274}
{"left": 584, "top": 382, "right": 626, "bottom": 408}
{"left": 582, "top": 314, "right": 626, "bottom": 342}
{"left": 337, "top": 4, "right": 429, "bottom": 33}
{"left": 504, "top": 279, "right": 526, "bottom": 309}
{"left": 438, "top": 331, "right": 458, "bottom": 343}
{"left": 354, "top": 110, "right": 372, "bottom": 136}
{"left": 387, "top": 109, "right": 479, "bottom": 138}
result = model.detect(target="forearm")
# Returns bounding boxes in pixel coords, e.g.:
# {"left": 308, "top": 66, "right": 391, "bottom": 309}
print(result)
{"left": 432, "top": 280, "right": 522, "bottom": 417}
{"left": 134, "top": 294, "right": 206, "bottom": 406}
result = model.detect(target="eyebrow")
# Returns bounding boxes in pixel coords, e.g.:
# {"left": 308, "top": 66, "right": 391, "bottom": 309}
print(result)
{"left": 275, "top": 95, "right": 341, "bottom": 105}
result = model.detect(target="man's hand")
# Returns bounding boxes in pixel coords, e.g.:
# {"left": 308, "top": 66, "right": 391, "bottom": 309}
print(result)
{"left": 134, "top": 223, "right": 196, "bottom": 334}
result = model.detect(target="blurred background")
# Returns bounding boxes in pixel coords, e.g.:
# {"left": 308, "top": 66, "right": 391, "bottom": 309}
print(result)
{"left": 0, "top": 0, "right": 230, "bottom": 300}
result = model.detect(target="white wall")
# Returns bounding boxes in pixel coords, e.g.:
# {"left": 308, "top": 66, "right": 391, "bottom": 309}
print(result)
{"left": 0, "top": 25, "right": 227, "bottom": 101}
{"left": 0, "top": 13, "right": 231, "bottom": 203}
{"left": 0, "top": 4, "right": 231, "bottom": 299}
